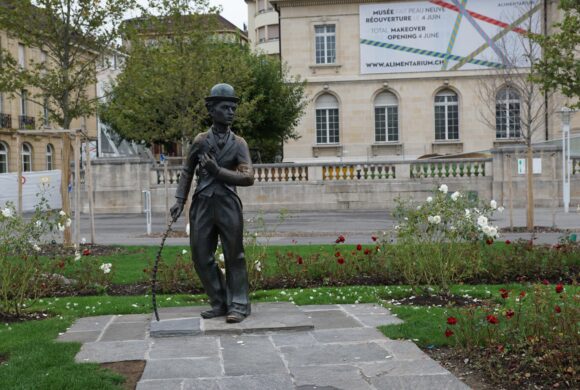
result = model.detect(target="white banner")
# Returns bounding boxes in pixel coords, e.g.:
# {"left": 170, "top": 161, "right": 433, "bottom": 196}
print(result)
{"left": 0, "top": 170, "right": 62, "bottom": 212}
{"left": 360, "top": 0, "right": 540, "bottom": 74}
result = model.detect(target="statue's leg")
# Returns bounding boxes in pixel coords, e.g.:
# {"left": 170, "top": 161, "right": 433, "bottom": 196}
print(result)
{"left": 216, "top": 194, "right": 250, "bottom": 317}
{"left": 190, "top": 195, "right": 227, "bottom": 313}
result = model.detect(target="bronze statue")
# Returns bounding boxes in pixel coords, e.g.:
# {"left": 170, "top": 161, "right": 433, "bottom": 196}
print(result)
{"left": 170, "top": 83, "right": 254, "bottom": 323}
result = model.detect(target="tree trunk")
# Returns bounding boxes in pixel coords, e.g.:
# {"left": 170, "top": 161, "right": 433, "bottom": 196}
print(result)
{"left": 526, "top": 145, "right": 534, "bottom": 230}
{"left": 61, "top": 133, "right": 72, "bottom": 246}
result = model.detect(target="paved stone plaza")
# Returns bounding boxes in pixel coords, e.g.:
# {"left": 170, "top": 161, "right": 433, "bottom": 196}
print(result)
{"left": 58, "top": 303, "right": 469, "bottom": 390}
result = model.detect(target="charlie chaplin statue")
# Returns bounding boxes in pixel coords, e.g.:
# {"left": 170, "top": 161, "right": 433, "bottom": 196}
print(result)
{"left": 170, "top": 83, "right": 255, "bottom": 323}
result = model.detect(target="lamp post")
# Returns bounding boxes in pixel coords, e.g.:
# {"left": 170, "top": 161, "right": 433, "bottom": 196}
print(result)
{"left": 560, "top": 107, "right": 573, "bottom": 213}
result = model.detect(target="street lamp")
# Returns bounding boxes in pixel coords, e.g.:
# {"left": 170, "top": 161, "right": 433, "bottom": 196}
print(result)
{"left": 559, "top": 107, "right": 574, "bottom": 213}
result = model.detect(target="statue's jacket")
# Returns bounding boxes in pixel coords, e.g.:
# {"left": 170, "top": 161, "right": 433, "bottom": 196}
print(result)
{"left": 175, "top": 129, "right": 255, "bottom": 204}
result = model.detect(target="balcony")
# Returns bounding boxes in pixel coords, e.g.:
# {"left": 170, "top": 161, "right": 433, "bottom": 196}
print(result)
{"left": 18, "top": 115, "right": 35, "bottom": 129}
{"left": 0, "top": 113, "right": 11, "bottom": 129}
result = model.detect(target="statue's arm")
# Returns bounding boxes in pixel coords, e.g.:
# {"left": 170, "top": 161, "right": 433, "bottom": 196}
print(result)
{"left": 175, "top": 138, "right": 200, "bottom": 203}
{"left": 215, "top": 138, "right": 255, "bottom": 187}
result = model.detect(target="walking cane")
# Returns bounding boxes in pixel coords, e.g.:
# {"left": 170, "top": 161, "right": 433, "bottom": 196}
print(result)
{"left": 151, "top": 215, "right": 178, "bottom": 321}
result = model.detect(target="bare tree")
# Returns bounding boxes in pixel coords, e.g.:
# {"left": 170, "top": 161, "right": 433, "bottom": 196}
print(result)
{"left": 477, "top": 1, "right": 552, "bottom": 230}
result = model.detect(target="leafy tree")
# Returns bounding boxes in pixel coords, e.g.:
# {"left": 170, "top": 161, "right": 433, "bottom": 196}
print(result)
{"left": 101, "top": 2, "right": 306, "bottom": 162}
{"left": 532, "top": 0, "right": 580, "bottom": 108}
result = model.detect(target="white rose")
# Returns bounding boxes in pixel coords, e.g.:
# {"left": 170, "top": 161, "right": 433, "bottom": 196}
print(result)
{"left": 498, "top": 206, "right": 504, "bottom": 213}
{"left": 451, "top": 191, "right": 460, "bottom": 201}
{"left": 489, "top": 226, "right": 498, "bottom": 237}
{"left": 100, "top": 263, "right": 112, "bottom": 274}
{"left": 65, "top": 218, "right": 72, "bottom": 227}
{"left": 33, "top": 244, "right": 41, "bottom": 252}
{"left": 182, "top": 249, "right": 188, "bottom": 255}
{"left": 433, "top": 215, "right": 441, "bottom": 224}
{"left": 490, "top": 200, "right": 497, "bottom": 210}
{"left": 482, "top": 225, "right": 492, "bottom": 235}
{"left": 477, "top": 215, "right": 488, "bottom": 227}
{"left": 81, "top": 237, "right": 87, "bottom": 244}
{"left": 57, "top": 223, "right": 65, "bottom": 232}
{"left": 465, "top": 209, "right": 471, "bottom": 217}
{"left": 428, "top": 216, "right": 435, "bottom": 223}
{"left": 2, "top": 208, "right": 12, "bottom": 218}
{"left": 254, "top": 260, "right": 262, "bottom": 272}
{"left": 59, "top": 210, "right": 66, "bottom": 216}
{"left": 74, "top": 251, "right": 81, "bottom": 261}
{"left": 426, "top": 197, "right": 433, "bottom": 203}
{"left": 35, "top": 220, "right": 42, "bottom": 227}
{"left": 439, "top": 184, "right": 448, "bottom": 194}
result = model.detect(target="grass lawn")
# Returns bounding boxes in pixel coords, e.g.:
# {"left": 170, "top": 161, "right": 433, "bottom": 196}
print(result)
{"left": 2, "top": 282, "right": 567, "bottom": 389}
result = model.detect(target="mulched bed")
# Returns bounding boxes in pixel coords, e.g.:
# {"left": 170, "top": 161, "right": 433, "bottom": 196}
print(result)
{"left": 499, "top": 226, "right": 574, "bottom": 233}
{"left": 387, "top": 294, "right": 484, "bottom": 307}
{"left": 0, "top": 311, "right": 51, "bottom": 323}
{"left": 100, "top": 360, "right": 145, "bottom": 390}
{"left": 38, "top": 243, "right": 126, "bottom": 257}
{"left": 0, "top": 354, "right": 8, "bottom": 366}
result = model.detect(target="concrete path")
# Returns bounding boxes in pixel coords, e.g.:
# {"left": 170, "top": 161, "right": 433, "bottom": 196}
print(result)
{"left": 73, "top": 208, "right": 579, "bottom": 246}
{"left": 58, "top": 303, "right": 469, "bottom": 390}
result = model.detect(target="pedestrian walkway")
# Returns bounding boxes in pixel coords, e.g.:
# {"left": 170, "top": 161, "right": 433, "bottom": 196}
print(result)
{"left": 58, "top": 303, "right": 469, "bottom": 390}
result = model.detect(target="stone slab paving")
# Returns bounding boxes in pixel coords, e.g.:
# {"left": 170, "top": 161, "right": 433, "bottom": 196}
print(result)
{"left": 59, "top": 303, "right": 469, "bottom": 389}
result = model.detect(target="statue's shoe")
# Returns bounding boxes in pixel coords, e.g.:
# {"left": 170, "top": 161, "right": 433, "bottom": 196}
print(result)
{"left": 200, "top": 309, "right": 227, "bottom": 319}
{"left": 226, "top": 312, "right": 246, "bottom": 323}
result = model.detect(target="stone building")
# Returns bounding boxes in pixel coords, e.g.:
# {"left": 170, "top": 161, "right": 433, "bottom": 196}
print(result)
{"left": 267, "top": 0, "right": 579, "bottom": 163}
{"left": 0, "top": 30, "right": 98, "bottom": 174}
{"left": 245, "top": 0, "right": 281, "bottom": 56}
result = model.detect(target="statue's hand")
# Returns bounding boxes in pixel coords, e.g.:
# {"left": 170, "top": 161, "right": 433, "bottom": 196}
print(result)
{"left": 200, "top": 153, "right": 220, "bottom": 175}
{"left": 170, "top": 201, "right": 184, "bottom": 221}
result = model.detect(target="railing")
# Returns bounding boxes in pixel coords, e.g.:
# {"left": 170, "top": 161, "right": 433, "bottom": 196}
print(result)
{"left": 18, "top": 115, "right": 35, "bottom": 129}
{"left": 322, "top": 163, "right": 396, "bottom": 180}
{"left": 410, "top": 158, "right": 489, "bottom": 178}
{"left": 254, "top": 164, "right": 308, "bottom": 182}
{"left": 0, "top": 113, "right": 11, "bottom": 128}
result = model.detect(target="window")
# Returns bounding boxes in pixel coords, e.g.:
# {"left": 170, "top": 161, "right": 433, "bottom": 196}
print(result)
{"left": 434, "top": 90, "right": 459, "bottom": 140}
{"left": 257, "top": 26, "right": 266, "bottom": 43}
{"left": 0, "top": 142, "right": 8, "bottom": 173}
{"left": 315, "top": 94, "right": 339, "bottom": 144}
{"left": 20, "top": 90, "right": 27, "bottom": 116}
{"left": 18, "top": 44, "right": 25, "bottom": 68}
{"left": 0, "top": 92, "right": 3, "bottom": 113}
{"left": 46, "top": 144, "right": 54, "bottom": 170}
{"left": 268, "top": 24, "right": 279, "bottom": 41}
{"left": 496, "top": 87, "right": 521, "bottom": 139}
{"left": 374, "top": 92, "right": 399, "bottom": 142}
{"left": 21, "top": 143, "right": 32, "bottom": 172}
{"left": 314, "top": 25, "right": 336, "bottom": 64}
{"left": 43, "top": 98, "right": 49, "bottom": 127}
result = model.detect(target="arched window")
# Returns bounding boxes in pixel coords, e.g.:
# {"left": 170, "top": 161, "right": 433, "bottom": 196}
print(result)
{"left": 0, "top": 142, "right": 8, "bottom": 173}
{"left": 374, "top": 92, "right": 399, "bottom": 142}
{"left": 434, "top": 89, "right": 459, "bottom": 140}
{"left": 21, "top": 142, "right": 32, "bottom": 172}
{"left": 496, "top": 87, "right": 521, "bottom": 139}
{"left": 46, "top": 143, "right": 54, "bottom": 170}
{"left": 315, "top": 94, "right": 339, "bottom": 144}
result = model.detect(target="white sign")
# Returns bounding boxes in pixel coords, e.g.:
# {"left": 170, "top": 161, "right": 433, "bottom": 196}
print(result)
{"left": 517, "top": 158, "right": 541, "bottom": 174}
{"left": 360, "top": 0, "right": 540, "bottom": 74}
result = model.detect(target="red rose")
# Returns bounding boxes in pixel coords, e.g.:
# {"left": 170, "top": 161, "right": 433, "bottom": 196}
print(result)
{"left": 57, "top": 261, "right": 65, "bottom": 269}
{"left": 356, "top": 244, "right": 362, "bottom": 251}
{"left": 371, "top": 235, "right": 378, "bottom": 242}
{"left": 447, "top": 317, "right": 457, "bottom": 325}
{"left": 486, "top": 238, "right": 494, "bottom": 245}
{"left": 445, "top": 329, "right": 454, "bottom": 337}
{"left": 555, "top": 283, "right": 564, "bottom": 294}
{"left": 497, "top": 344, "right": 505, "bottom": 353}
{"left": 499, "top": 288, "right": 509, "bottom": 299}
{"left": 486, "top": 314, "right": 499, "bottom": 324}
{"left": 143, "top": 268, "right": 149, "bottom": 273}
{"left": 519, "top": 291, "right": 526, "bottom": 298}
{"left": 297, "top": 256, "right": 303, "bottom": 265}
{"left": 555, "top": 305, "right": 562, "bottom": 313}
{"left": 82, "top": 249, "right": 91, "bottom": 256}
{"left": 542, "top": 279, "right": 549, "bottom": 285}
{"left": 505, "top": 309, "right": 515, "bottom": 319}
{"left": 337, "top": 257, "right": 345, "bottom": 265}
{"left": 335, "top": 251, "right": 341, "bottom": 257}
{"left": 335, "top": 235, "right": 346, "bottom": 243}
{"left": 364, "top": 248, "right": 371, "bottom": 255}
{"left": 505, "top": 240, "right": 511, "bottom": 245}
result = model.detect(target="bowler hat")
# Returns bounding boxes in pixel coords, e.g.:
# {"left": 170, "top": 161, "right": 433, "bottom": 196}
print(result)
{"left": 205, "top": 83, "right": 239, "bottom": 103}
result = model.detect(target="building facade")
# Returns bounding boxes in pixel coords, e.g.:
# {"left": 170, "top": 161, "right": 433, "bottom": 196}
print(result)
{"left": 245, "top": 0, "right": 281, "bottom": 56}
{"left": 270, "top": 0, "right": 579, "bottom": 163}
{"left": 0, "top": 30, "right": 98, "bottom": 174}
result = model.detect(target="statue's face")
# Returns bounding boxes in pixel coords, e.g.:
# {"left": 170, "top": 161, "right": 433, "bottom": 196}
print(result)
{"left": 210, "top": 101, "right": 237, "bottom": 127}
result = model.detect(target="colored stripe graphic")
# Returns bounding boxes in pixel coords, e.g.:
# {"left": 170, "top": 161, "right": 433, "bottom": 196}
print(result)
{"left": 442, "top": 0, "right": 467, "bottom": 70}
{"left": 360, "top": 39, "right": 503, "bottom": 68}
{"left": 429, "top": 0, "right": 529, "bottom": 35}
{"left": 449, "top": 3, "right": 541, "bottom": 71}
{"left": 450, "top": 0, "right": 507, "bottom": 65}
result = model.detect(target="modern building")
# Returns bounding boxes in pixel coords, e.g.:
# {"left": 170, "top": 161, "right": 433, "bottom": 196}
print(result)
{"left": 269, "top": 0, "right": 579, "bottom": 163}
{"left": 245, "top": 0, "right": 281, "bottom": 56}
{"left": 0, "top": 30, "right": 98, "bottom": 174}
